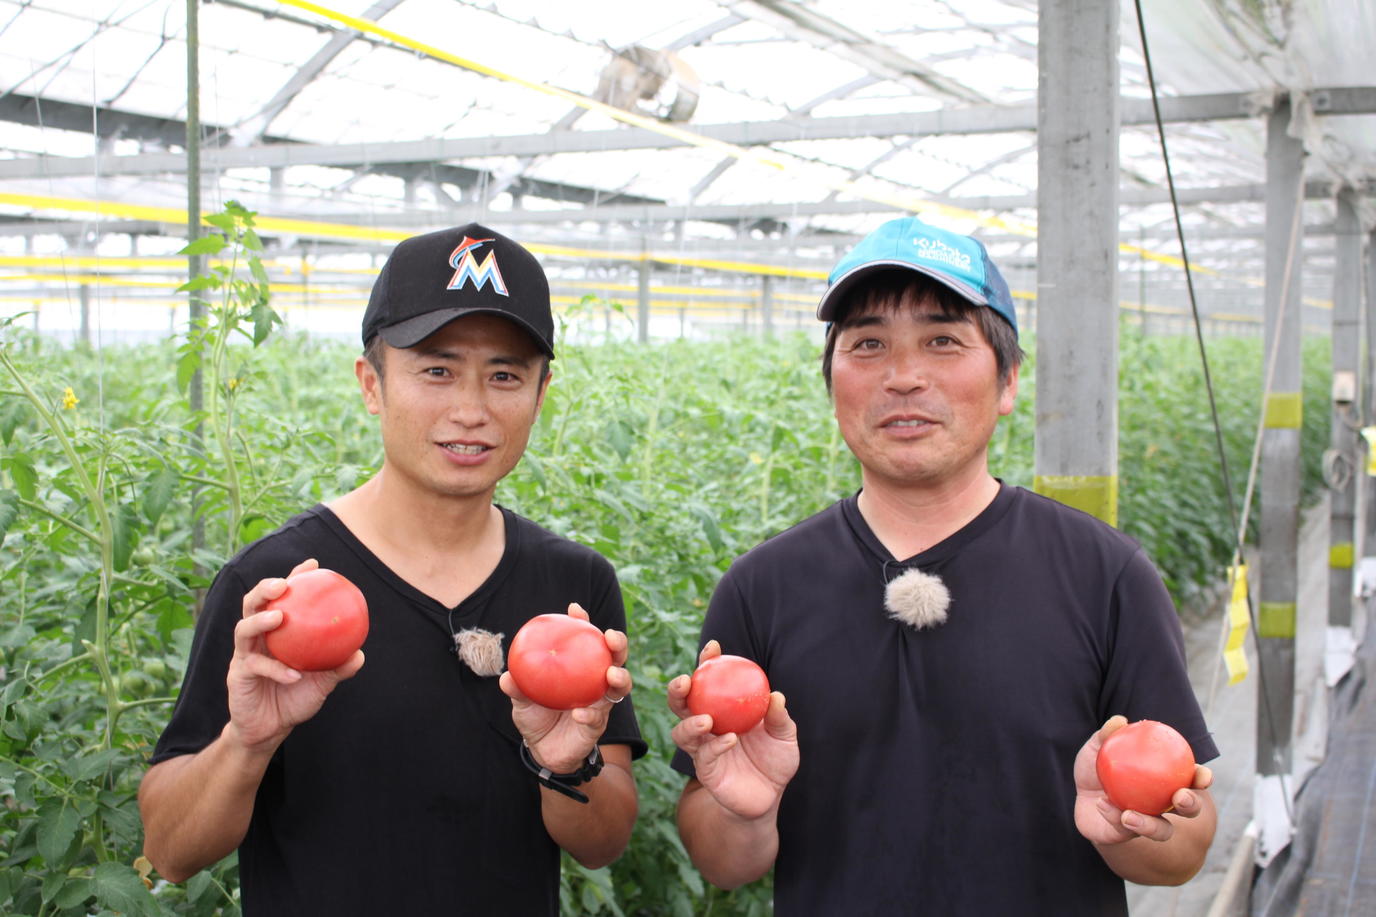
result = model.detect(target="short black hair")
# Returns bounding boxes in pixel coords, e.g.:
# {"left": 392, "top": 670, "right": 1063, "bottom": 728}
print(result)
{"left": 820, "top": 269, "right": 1024, "bottom": 394}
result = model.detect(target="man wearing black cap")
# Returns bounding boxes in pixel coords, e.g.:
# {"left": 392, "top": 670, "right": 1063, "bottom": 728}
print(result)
{"left": 667, "top": 217, "right": 1217, "bottom": 914}
{"left": 139, "top": 225, "right": 645, "bottom": 915}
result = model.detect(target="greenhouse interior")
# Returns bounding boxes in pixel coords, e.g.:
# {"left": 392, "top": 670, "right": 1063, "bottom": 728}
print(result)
{"left": 1, "top": 1, "right": 1374, "bottom": 915}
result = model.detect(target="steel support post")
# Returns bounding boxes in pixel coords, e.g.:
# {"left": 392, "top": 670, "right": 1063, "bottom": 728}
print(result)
{"left": 1255, "top": 97, "right": 1304, "bottom": 865}
{"left": 1034, "top": 0, "right": 1120, "bottom": 525}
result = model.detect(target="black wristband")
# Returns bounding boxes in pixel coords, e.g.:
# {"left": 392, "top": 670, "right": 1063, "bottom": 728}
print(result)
{"left": 519, "top": 742, "right": 604, "bottom": 804}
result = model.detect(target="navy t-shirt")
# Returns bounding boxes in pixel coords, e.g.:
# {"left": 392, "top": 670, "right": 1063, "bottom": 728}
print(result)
{"left": 673, "top": 484, "right": 1218, "bottom": 916}
{"left": 153, "top": 504, "right": 646, "bottom": 916}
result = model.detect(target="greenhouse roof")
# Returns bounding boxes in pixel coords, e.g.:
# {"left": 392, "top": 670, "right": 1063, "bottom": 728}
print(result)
{"left": 0, "top": 0, "right": 1373, "bottom": 340}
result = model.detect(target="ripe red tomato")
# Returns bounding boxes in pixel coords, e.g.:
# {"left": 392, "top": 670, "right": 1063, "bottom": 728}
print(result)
{"left": 507, "top": 613, "right": 612, "bottom": 710}
{"left": 1095, "top": 719, "right": 1197, "bottom": 815}
{"left": 263, "top": 568, "right": 369, "bottom": 671}
{"left": 686, "top": 654, "right": 771, "bottom": 736}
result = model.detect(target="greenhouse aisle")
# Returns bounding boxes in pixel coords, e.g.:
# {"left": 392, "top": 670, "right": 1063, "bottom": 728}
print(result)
{"left": 1128, "top": 497, "right": 1338, "bottom": 917}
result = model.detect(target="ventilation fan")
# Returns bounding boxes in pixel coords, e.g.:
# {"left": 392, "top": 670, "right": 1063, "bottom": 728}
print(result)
{"left": 593, "top": 45, "right": 700, "bottom": 123}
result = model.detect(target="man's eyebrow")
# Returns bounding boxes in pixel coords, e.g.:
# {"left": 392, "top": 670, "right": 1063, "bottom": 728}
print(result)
{"left": 841, "top": 308, "right": 969, "bottom": 329}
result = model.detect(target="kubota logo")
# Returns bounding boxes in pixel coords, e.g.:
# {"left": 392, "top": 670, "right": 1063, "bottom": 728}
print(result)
{"left": 913, "top": 237, "right": 972, "bottom": 272}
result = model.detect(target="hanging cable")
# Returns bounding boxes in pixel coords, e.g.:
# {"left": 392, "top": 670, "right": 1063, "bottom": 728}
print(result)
{"left": 1132, "top": 0, "right": 1296, "bottom": 824}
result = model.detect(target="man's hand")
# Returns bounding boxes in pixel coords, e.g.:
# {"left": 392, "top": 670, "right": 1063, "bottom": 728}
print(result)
{"left": 1074, "top": 715, "right": 1214, "bottom": 846}
{"left": 668, "top": 640, "right": 799, "bottom": 820}
{"left": 499, "top": 603, "right": 632, "bottom": 773}
{"left": 227, "top": 558, "right": 366, "bottom": 753}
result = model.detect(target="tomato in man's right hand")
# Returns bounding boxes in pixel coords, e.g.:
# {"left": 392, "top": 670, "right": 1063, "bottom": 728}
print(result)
{"left": 506, "top": 613, "right": 612, "bottom": 710}
{"left": 264, "top": 568, "right": 369, "bottom": 671}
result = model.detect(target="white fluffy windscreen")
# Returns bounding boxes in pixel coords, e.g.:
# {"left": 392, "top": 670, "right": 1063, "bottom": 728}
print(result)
{"left": 454, "top": 628, "right": 506, "bottom": 677}
{"left": 883, "top": 568, "right": 951, "bottom": 630}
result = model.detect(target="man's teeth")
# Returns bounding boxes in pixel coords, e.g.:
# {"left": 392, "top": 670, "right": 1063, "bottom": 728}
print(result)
{"left": 888, "top": 419, "right": 926, "bottom": 427}
{"left": 444, "top": 443, "right": 487, "bottom": 454}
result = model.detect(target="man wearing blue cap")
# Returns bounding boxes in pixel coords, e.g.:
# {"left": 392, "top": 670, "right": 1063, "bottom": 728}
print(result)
{"left": 139, "top": 224, "right": 645, "bottom": 915}
{"left": 668, "top": 217, "right": 1217, "bottom": 914}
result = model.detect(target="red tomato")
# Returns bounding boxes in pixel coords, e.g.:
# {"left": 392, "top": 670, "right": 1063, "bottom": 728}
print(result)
{"left": 507, "top": 613, "right": 612, "bottom": 710}
{"left": 264, "top": 568, "right": 369, "bottom": 671}
{"left": 1095, "top": 719, "right": 1197, "bottom": 815}
{"left": 686, "top": 654, "right": 771, "bottom": 736}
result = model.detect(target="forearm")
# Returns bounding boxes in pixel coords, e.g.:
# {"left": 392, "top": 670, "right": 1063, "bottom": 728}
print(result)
{"left": 138, "top": 723, "right": 278, "bottom": 883}
{"left": 676, "top": 780, "right": 780, "bottom": 889}
{"left": 541, "top": 746, "right": 638, "bottom": 869}
{"left": 1096, "top": 795, "right": 1218, "bottom": 885}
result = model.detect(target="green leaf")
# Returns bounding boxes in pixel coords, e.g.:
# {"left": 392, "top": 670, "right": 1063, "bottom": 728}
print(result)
{"left": 0, "top": 489, "right": 18, "bottom": 545}
{"left": 67, "top": 748, "right": 122, "bottom": 783}
{"left": 141, "top": 466, "right": 178, "bottom": 525}
{"left": 250, "top": 299, "right": 281, "bottom": 346}
{"left": 179, "top": 234, "right": 226, "bottom": 256}
{"left": 177, "top": 275, "right": 221, "bottom": 292}
{"left": 36, "top": 800, "right": 80, "bottom": 866}
{"left": 91, "top": 861, "right": 158, "bottom": 915}
{"left": 3, "top": 453, "right": 37, "bottom": 501}
{"left": 203, "top": 211, "right": 237, "bottom": 231}
{"left": 243, "top": 227, "right": 264, "bottom": 252}
{"left": 0, "top": 397, "right": 29, "bottom": 444}
{"left": 690, "top": 505, "right": 725, "bottom": 552}
{"left": 51, "top": 874, "right": 93, "bottom": 909}
{"left": 250, "top": 256, "right": 270, "bottom": 285}
{"left": 112, "top": 503, "right": 139, "bottom": 572}
{"left": 176, "top": 348, "right": 202, "bottom": 395}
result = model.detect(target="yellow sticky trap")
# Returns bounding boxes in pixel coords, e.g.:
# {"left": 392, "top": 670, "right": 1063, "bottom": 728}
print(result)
{"left": 1224, "top": 564, "right": 1250, "bottom": 685}
{"left": 1032, "top": 475, "right": 1118, "bottom": 528}
{"left": 1262, "top": 392, "right": 1302, "bottom": 429}
{"left": 1362, "top": 427, "right": 1376, "bottom": 476}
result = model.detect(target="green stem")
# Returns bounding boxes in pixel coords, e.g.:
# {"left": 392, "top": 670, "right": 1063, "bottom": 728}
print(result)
{"left": 15, "top": 496, "right": 101, "bottom": 544}
{"left": 37, "top": 651, "right": 95, "bottom": 685}
{"left": 1, "top": 349, "right": 118, "bottom": 750}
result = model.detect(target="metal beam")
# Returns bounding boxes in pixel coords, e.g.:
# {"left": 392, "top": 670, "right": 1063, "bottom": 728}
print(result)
{"left": 5, "top": 87, "right": 1373, "bottom": 180}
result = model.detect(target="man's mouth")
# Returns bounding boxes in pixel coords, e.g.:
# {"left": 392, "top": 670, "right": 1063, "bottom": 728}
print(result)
{"left": 441, "top": 442, "right": 489, "bottom": 455}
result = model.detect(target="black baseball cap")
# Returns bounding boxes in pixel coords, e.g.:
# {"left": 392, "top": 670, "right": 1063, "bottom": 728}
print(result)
{"left": 361, "top": 223, "right": 554, "bottom": 358}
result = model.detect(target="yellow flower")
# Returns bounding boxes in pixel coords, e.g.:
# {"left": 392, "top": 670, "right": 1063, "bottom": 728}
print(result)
{"left": 61, "top": 387, "right": 78, "bottom": 410}
{"left": 749, "top": 452, "right": 764, "bottom": 465}
{"left": 227, "top": 377, "right": 241, "bottom": 391}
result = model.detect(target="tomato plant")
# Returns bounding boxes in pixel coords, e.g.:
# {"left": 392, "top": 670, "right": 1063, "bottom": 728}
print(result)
{"left": 687, "top": 654, "right": 771, "bottom": 736}
{"left": 1095, "top": 719, "right": 1196, "bottom": 815}
{"left": 264, "top": 568, "right": 370, "bottom": 671}
{"left": 507, "top": 613, "right": 612, "bottom": 709}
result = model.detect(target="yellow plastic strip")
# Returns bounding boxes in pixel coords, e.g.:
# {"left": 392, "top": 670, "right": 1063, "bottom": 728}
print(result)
{"left": 1330, "top": 543, "right": 1355, "bottom": 569}
{"left": 1362, "top": 427, "right": 1376, "bottom": 475}
{"left": 1262, "top": 392, "right": 1302, "bottom": 429}
{"left": 1224, "top": 564, "right": 1250, "bottom": 685}
{"left": 1032, "top": 475, "right": 1118, "bottom": 527}
{"left": 1257, "top": 602, "right": 1296, "bottom": 639}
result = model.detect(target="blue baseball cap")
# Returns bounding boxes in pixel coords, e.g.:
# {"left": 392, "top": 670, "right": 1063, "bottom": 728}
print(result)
{"left": 816, "top": 217, "right": 1018, "bottom": 334}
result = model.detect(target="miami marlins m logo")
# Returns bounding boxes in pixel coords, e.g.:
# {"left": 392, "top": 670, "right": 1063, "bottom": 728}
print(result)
{"left": 447, "top": 236, "right": 509, "bottom": 295}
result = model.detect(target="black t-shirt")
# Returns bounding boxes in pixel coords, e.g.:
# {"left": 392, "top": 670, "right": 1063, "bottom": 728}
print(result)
{"left": 153, "top": 505, "right": 646, "bottom": 917}
{"left": 672, "top": 484, "right": 1218, "bottom": 916}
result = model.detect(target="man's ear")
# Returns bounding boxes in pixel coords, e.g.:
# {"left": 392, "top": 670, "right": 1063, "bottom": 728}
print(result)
{"left": 356, "top": 354, "right": 383, "bottom": 416}
{"left": 533, "top": 367, "right": 553, "bottom": 417}
{"left": 998, "top": 363, "right": 1020, "bottom": 417}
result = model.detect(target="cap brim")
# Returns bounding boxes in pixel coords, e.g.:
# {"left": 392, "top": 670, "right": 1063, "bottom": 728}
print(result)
{"left": 376, "top": 307, "right": 555, "bottom": 358}
{"left": 816, "top": 261, "right": 989, "bottom": 322}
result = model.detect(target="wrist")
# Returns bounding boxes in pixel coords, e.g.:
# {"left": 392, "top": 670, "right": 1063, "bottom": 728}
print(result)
{"left": 520, "top": 742, "right": 604, "bottom": 804}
